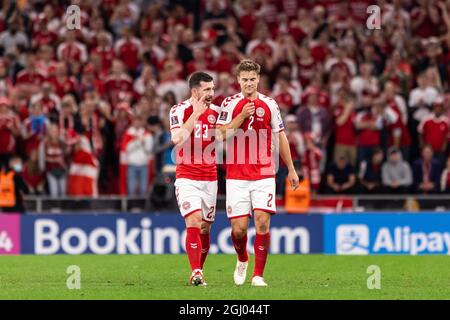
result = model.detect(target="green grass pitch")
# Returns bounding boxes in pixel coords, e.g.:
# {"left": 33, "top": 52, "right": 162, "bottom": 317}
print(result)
{"left": 1, "top": 254, "right": 450, "bottom": 300}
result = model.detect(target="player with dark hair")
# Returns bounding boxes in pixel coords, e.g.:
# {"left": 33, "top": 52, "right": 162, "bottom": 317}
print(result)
{"left": 170, "top": 72, "right": 221, "bottom": 286}
{"left": 216, "top": 60, "right": 300, "bottom": 287}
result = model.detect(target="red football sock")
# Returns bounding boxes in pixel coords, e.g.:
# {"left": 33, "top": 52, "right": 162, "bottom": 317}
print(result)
{"left": 253, "top": 233, "right": 270, "bottom": 277}
{"left": 231, "top": 232, "right": 248, "bottom": 262}
{"left": 200, "top": 233, "right": 210, "bottom": 269}
{"left": 185, "top": 227, "right": 201, "bottom": 271}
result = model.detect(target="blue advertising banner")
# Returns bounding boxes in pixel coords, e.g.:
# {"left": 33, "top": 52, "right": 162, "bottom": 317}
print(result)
{"left": 20, "top": 213, "right": 323, "bottom": 255}
{"left": 323, "top": 213, "right": 450, "bottom": 255}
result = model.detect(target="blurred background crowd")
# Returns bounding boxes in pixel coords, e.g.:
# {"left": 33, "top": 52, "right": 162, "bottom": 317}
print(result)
{"left": 0, "top": 0, "right": 450, "bottom": 200}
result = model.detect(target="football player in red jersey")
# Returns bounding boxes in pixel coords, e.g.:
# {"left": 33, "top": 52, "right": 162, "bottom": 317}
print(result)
{"left": 170, "top": 72, "right": 221, "bottom": 286}
{"left": 216, "top": 60, "right": 300, "bottom": 286}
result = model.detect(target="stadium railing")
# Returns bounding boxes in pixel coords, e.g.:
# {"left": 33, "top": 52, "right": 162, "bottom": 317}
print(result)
{"left": 21, "top": 194, "right": 450, "bottom": 213}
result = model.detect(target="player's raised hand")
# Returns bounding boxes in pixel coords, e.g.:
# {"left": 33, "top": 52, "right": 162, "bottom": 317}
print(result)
{"left": 192, "top": 94, "right": 208, "bottom": 116}
{"left": 288, "top": 170, "right": 300, "bottom": 191}
{"left": 241, "top": 102, "right": 255, "bottom": 118}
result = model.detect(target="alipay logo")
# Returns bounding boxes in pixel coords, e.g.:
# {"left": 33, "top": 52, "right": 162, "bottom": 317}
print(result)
{"left": 336, "top": 225, "right": 369, "bottom": 255}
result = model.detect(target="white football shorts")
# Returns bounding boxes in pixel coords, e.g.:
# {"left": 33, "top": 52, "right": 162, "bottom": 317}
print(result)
{"left": 226, "top": 178, "right": 276, "bottom": 219}
{"left": 174, "top": 178, "right": 218, "bottom": 223}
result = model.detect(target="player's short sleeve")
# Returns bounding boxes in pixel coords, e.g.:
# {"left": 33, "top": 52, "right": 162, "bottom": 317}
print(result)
{"left": 216, "top": 97, "right": 234, "bottom": 126}
{"left": 270, "top": 101, "right": 285, "bottom": 133}
{"left": 169, "top": 104, "right": 185, "bottom": 130}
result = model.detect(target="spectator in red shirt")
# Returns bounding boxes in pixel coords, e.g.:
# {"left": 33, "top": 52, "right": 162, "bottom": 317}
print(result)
{"left": 310, "top": 30, "right": 332, "bottom": 64}
{"left": 411, "top": 0, "right": 443, "bottom": 39}
{"left": 16, "top": 53, "right": 46, "bottom": 98}
{"left": 112, "top": 101, "right": 132, "bottom": 155}
{"left": 56, "top": 30, "right": 88, "bottom": 72}
{"left": 114, "top": 27, "right": 142, "bottom": 75}
{"left": 196, "top": 26, "right": 220, "bottom": 67}
{"left": 38, "top": 123, "right": 68, "bottom": 197}
{"left": 30, "top": 81, "right": 61, "bottom": 121}
{"left": 245, "top": 23, "right": 277, "bottom": 58}
{"left": 35, "top": 44, "right": 58, "bottom": 79}
{"left": 0, "top": 96, "right": 20, "bottom": 166}
{"left": 418, "top": 100, "right": 449, "bottom": 162}
{"left": 104, "top": 59, "right": 134, "bottom": 106}
{"left": 355, "top": 94, "right": 384, "bottom": 165}
{"left": 91, "top": 31, "right": 115, "bottom": 75}
{"left": 31, "top": 19, "right": 58, "bottom": 49}
{"left": 59, "top": 95, "right": 82, "bottom": 143}
{"left": 79, "top": 62, "right": 106, "bottom": 98}
{"left": 22, "top": 149, "right": 45, "bottom": 195}
{"left": 168, "top": 4, "right": 193, "bottom": 29}
{"left": 333, "top": 87, "right": 357, "bottom": 167}
{"left": 49, "top": 62, "right": 78, "bottom": 98}
{"left": 296, "top": 44, "right": 317, "bottom": 88}
{"left": 383, "top": 99, "right": 411, "bottom": 162}
{"left": 288, "top": 8, "right": 311, "bottom": 44}
{"left": 324, "top": 45, "right": 357, "bottom": 79}
{"left": 214, "top": 40, "right": 244, "bottom": 74}
{"left": 235, "top": 0, "right": 258, "bottom": 41}
{"left": 273, "top": 74, "right": 297, "bottom": 114}
{"left": 348, "top": 0, "right": 372, "bottom": 24}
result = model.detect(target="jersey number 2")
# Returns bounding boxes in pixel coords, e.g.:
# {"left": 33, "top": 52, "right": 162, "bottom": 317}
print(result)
{"left": 248, "top": 116, "right": 254, "bottom": 130}
{"left": 267, "top": 193, "right": 273, "bottom": 207}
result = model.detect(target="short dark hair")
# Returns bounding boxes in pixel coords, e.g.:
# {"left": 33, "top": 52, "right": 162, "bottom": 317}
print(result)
{"left": 188, "top": 72, "right": 213, "bottom": 89}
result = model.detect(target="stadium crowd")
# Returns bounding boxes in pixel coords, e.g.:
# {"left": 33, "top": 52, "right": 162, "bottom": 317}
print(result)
{"left": 0, "top": 0, "right": 450, "bottom": 200}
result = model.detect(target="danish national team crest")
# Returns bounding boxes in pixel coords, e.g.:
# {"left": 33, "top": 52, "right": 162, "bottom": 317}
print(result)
{"left": 256, "top": 107, "right": 265, "bottom": 117}
{"left": 171, "top": 116, "right": 179, "bottom": 126}
{"left": 182, "top": 201, "right": 191, "bottom": 210}
{"left": 207, "top": 115, "right": 216, "bottom": 124}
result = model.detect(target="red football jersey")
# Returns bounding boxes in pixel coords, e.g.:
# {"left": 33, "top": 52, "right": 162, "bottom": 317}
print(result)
{"left": 418, "top": 115, "right": 450, "bottom": 152}
{"left": 114, "top": 38, "right": 142, "bottom": 72}
{"left": 91, "top": 46, "right": 115, "bottom": 74}
{"left": 170, "top": 99, "right": 222, "bottom": 181}
{"left": 217, "top": 92, "right": 285, "bottom": 180}
{"left": 333, "top": 104, "right": 356, "bottom": 146}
